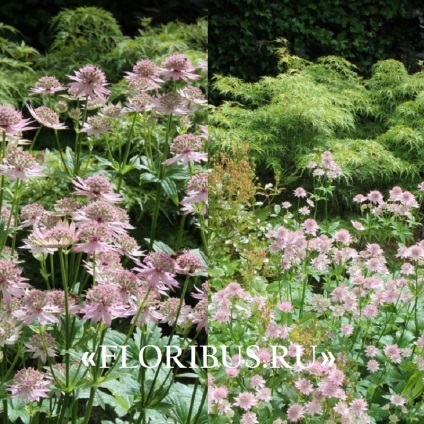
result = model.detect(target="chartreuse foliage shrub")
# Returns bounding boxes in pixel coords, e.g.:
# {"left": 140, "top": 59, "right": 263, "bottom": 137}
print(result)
{"left": 211, "top": 55, "right": 424, "bottom": 206}
{"left": 0, "top": 24, "right": 39, "bottom": 105}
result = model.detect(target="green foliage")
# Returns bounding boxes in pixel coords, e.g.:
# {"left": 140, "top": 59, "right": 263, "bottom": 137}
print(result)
{"left": 38, "top": 7, "right": 124, "bottom": 75}
{"left": 211, "top": 55, "right": 424, "bottom": 208}
{"left": 0, "top": 24, "right": 39, "bottom": 105}
{"left": 104, "top": 18, "right": 207, "bottom": 81}
{"left": 209, "top": 0, "right": 420, "bottom": 84}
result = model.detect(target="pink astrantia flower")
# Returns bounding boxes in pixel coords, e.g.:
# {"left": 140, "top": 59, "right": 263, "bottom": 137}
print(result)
{"left": 0, "top": 105, "right": 35, "bottom": 135}
{"left": 125, "top": 93, "right": 153, "bottom": 113}
{"left": 0, "top": 314, "right": 20, "bottom": 347}
{"left": 302, "top": 218, "right": 319, "bottom": 235}
{"left": 181, "top": 172, "right": 208, "bottom": 215}
{"left": 293, "top": 187, "right": 307, "bottom": 198}
{"left": 240, "top": 412, "right": 258, "bottom": 424}
{"left": 295, "top": 378, "right": 314, "bottom": 395}
{"left": 349, "top": 398, "right": 368, "bottom": 415}
{"left": 13, "top": 290, "right": 60, "bottom": 325}
{"left": 390, "top": 395, "right": 406, "bottom": 407}
{"left": 25, "top": 333, "right": 57, "bottom": 363}
{"left": 73, "top": 222, "right": 114, "bottom": 254}
{"left": 67, "top": 65, "right": 111, "bottom": 100}
{"left": 151, "top": 92, "right": 190, "bottom": 115}
{"left": 0, "top": 259, "right": 30, "bottom": 302}
{"left": 22, "top": 220, "right": 78, "bottom": 256}
{"left": 286, "top": 404, "right": 306, "bottom": 422}
{"left": 81, "top": 115, "right": 110, "bottom": 138}
{"left": 163, "top": 134, "right": 207, "bottom": 166}
{"left": 366, "top": 359, "right": 380, "bottom": 373}
{"left": 81, "top": 284, "right": 128, "bottom": 326}
{"left": 367, "top": 190, "right": 384, "bottom": 204}
{"left": 351, "top": 220, "right": 365, "bottom": 231}
{"left": 333, "top": 229, "right": 353, "bottom": 245}
{"left": 134, "top": 252, "right": 179, "bottom": 293}
{"left": 179, "top": 86, "right": 207, "bottom": 112}
{"left": 114, "top": 233, "right": 144, "bottom": 260}
{"left": 27, "top": 105, "right": 67, "bottom": 129}
{"left": 73, "top": 200, "right": 133, "bottom": 235}
{"left": 161, "top": 54, "right": 199, "bottom": 82}
{"left": 124, "top": 59, "right": 164, "bottom": 90}
{"left": 20, "top": 203, "right": 45, "bottom": 228}
{"left": 0, "top": 149, "right": 44, "bottom": 180}
{"left": 8, "top": 368, "right": 51, "bottom": 402}
{"left": 73, "top": 175, "right": 123, "bottom": 203}
{"left": 176, "top": 250, "right": 206, "bottom": 275}
{"left": 233, "top": 392, "right": 257, "bottom": 411}
{"left": 29, "top": 76, "right": 66, "bottom": 96}
{"left": 278, "top": 301, "right": 294, "bottom": 313}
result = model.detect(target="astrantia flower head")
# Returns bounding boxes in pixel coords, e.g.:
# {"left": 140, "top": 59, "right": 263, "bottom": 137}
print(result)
{"left": 0, "top": 259, "right": 30, "bottom": 302}
{"left": 13, "top": 289, "right": 60, "bottom": 325}
{"left": 151, "top": 93, "right": 190, "bottom": 115}
{"left": 73, "top": 200, "right": 132, "bottom": 234}
{"left": 163, "top": 134, "right": 207, "bottom": 166}
{"left": 125, "top": 93, "right": 153, "bottom": 113}
{"left": 189, "top": 298, "right": 207, "bottom": 332}
{"left": 162, "top": 54, "right": 199, "bottom": 81}
{"left": 25, "top": 333, "right": 57, "bottom": 363}
{"left": 20, "top": 203, "right": 45, "bottom": 228}
{"left": 233, "top": 392, "right": 257, "bottom": 411}
{"left": 114, "top": 233, "right": 144, "bottom": 260}
{"left": 0, "top": 314, "right": 21, "bottom": 346}
{"left": 181, "top": 172, "right": 208, "bottom": 215}
{"left": 293, "top": 187, "right": 307, "bottom": 198}
{"left": 286, "top": 404, "right": 306, "bottom": 422}
{"left": 0, "top": 105, "right": 35, "bottom": 135}
{"left": 134, "top": 252, "right": 179, "bottom": 293}
{"left": 125, "top": 59, "right": 163, "bottom": 90}
{"left": 67, "top": 65, "right": 111, "bottom": 100}
{"left": 22, "top": 220, "right": 78, "bottom": 255}
{"left": 1, "top": 206, "right": 15, "bottom": 228}
{"left": 73, "top": 175, "right": 123, "bottom": 203}
{"left": 176, "top": 250, "right": 206, "bottom": 274}
{"left": 74, "top": 222, "right": 113, "bottom": 254}
{"left": 27, "top": 105, "right": 67, "bottom": 129}
{"left": 54, "top": 197, "right": 80, "bottom": 215}
{"left": 81, "top": 115, "right": 110, "bottom": 138}
{"left": 0, "top": 149, "right": 44, "bottom": 180}
{"left": 178, "top": 86, "right": 207, "bottom": 112}
{"left": 29, "top": 76, "right": 66, "bottom": 96}
{"left": 8, "top": 368, "right": 51, "bottom": 402}
{"left": 81, "top": 283, "right": 128, "bottom": 326}
{"left": 159, "top": 297, "right": 191, "bottom": 327}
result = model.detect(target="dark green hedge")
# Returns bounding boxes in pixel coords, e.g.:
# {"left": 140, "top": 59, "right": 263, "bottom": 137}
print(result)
{"left": 209, "top": 0, "right": 421, "bottom": 82}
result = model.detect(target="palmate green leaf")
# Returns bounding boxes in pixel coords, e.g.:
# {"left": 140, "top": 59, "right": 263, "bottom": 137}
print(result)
{"left": 402, "top": 370, "right": 424, "bottom": 400}
{"left": 161, "top": 177, "right": 179, "bottom": 205}
{"left": 99, "top": 392, "right": 132, "bottom": 417}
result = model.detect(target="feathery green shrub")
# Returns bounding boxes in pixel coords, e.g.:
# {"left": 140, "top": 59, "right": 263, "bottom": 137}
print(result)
{"left": 211, "top": 54, "right": 424, "bottom": 209}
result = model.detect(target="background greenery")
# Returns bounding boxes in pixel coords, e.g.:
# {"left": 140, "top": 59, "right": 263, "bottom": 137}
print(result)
{"left": 210, "top": 0, "right": 422, "bottom": 85}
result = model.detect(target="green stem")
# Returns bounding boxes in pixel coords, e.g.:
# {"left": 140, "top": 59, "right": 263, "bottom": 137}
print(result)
{"left": 74, "top": 97, "right": 89, "bottom": 176}
{"left": 54, "top": 129, "right": 71, "bottom": 176}
{"left": 149, "top": 114, "right": 173, "bottom": 249}
{"left": 117, "top": 113, "right": 138, "bottom": 191}
{"left": 30, "top": 126, "right": 43, "bottom": 152}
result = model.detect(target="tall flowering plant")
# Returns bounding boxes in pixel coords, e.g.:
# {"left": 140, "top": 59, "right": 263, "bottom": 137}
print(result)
{"left": 0, "top": 44, "right": 208, "bottom": 423}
